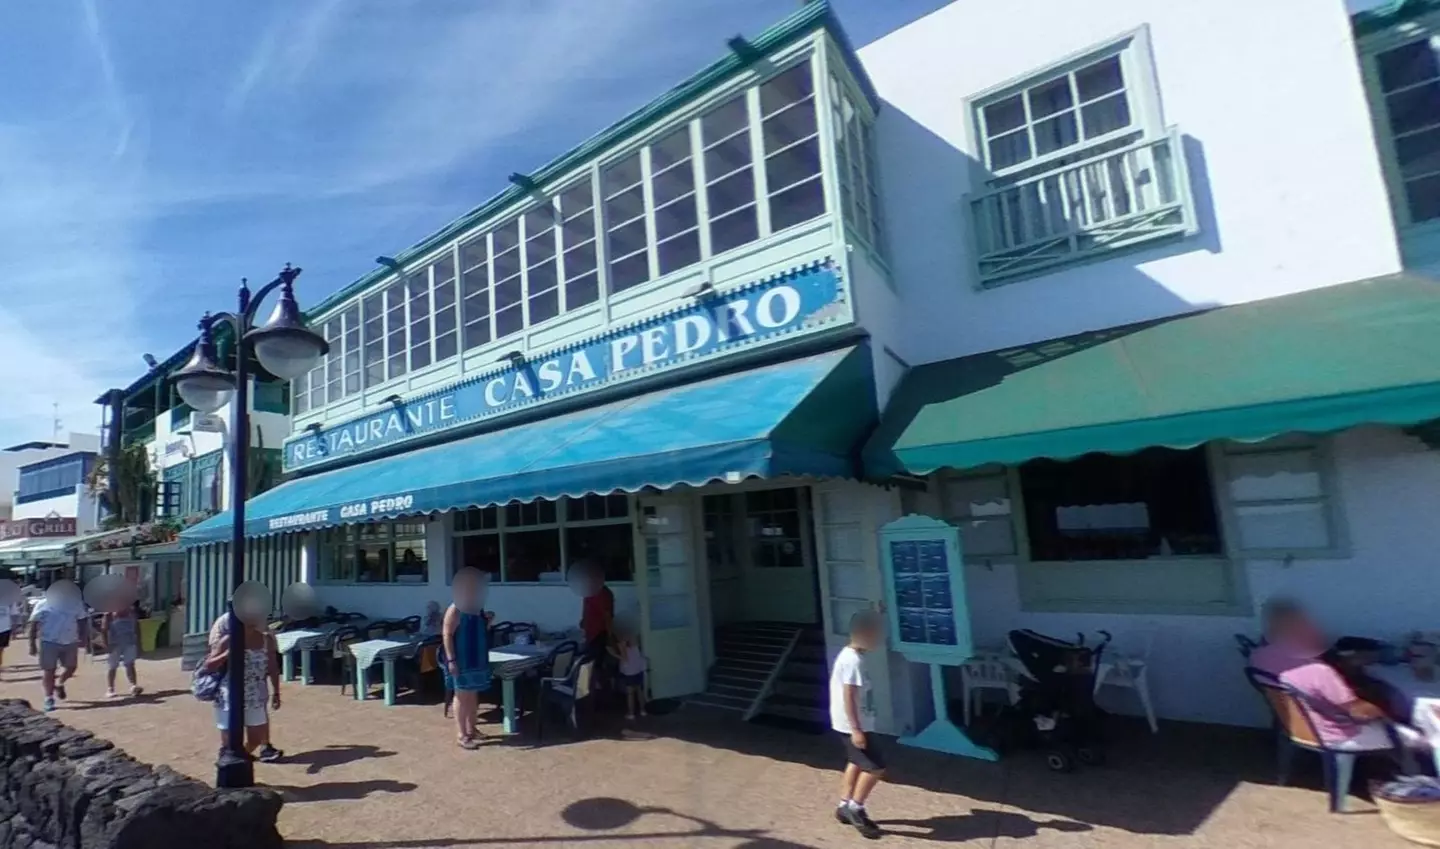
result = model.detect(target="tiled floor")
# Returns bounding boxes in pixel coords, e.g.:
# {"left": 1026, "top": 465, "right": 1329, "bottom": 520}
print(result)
{"left": 0, "top": 652, "right": 1412, "bottom": 848}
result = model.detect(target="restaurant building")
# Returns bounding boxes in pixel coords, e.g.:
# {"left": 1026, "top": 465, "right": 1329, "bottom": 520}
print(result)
{"left": 179, "top": 0, "right": 1440, "bottom": 735}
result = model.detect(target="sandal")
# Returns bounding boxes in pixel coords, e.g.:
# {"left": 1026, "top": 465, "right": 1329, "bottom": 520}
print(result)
{"left": 459, "top": 736, "right": 481, "bottom": 750}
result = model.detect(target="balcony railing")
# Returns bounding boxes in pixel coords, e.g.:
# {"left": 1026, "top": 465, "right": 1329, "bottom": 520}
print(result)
{"left": 968, "top": 127, "right": 1198, "bottom": 286}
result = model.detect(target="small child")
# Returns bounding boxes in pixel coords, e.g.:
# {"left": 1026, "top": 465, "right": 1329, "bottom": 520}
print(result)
{"left": 830, "top": 610, "right": 884, "bottom": 840}
{"left": 608, "top": 630, "right": 647, "bottom": 720}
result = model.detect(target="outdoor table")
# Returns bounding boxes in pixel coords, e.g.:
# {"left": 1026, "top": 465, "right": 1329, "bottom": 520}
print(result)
{"left": 349, "top": 635, "right": 426, "bottom": 705}
{"left": 275, "top": 629, "right": 331, "bottom": 684}
{"left": 1367, "top": 663, "right": 1440, "bottom": 774}
{"left": 490, "top": 642, "right": 556, "bottom": 734}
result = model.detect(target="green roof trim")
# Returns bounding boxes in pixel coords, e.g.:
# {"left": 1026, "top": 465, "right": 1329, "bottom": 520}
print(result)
{"left": 865, "top": 274, "right": 1440, "bottom": 476}
{"left": 1353, "top": 0, "right": 1440, "bottom": 36}
{"left": 301, "top": 0, "right": 875, "bottom": 322}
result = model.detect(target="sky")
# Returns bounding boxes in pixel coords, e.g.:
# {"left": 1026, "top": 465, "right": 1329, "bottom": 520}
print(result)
{"left": 0, "top": 0, "right": 1397, "bottom": 447}
{"left": 0, "top": 0, "right": 950, "bottom": 447}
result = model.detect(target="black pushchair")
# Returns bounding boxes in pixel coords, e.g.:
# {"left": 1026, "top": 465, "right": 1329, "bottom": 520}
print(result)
{"left": 1002, "top": 628, "right": 1112, "bottom": 772}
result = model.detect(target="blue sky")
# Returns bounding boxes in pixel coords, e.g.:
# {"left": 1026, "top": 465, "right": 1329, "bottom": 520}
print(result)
{"left": 0, "top": 0, "right": 948, "bottom": 447}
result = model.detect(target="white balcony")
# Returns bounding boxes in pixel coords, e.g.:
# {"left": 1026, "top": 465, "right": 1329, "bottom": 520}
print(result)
{"left": 968, "top": 127, "right": 1198, "bottom": 286}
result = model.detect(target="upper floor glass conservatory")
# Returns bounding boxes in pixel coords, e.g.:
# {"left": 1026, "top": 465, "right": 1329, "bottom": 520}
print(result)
{"left": 290, "top": 3, "right": 882, "bottom": 424}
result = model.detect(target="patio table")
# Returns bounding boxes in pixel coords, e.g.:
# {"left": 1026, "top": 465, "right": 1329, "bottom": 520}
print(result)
{"left": 490, "top": 642, "right": 556, "bottom": 734}
{"left": 349, "top": 636, "right": 426, "bottom": 706}
{"left": 1367, "top": 663, "right": 1440, "bottom": 774}
{"left": 275, "top": 629, "right": 333, "bottom": 684}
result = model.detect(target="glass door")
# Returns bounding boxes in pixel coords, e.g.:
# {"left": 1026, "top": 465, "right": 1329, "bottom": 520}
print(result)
{"left": 636, "top": 494, "right": 705, "bottom": 699}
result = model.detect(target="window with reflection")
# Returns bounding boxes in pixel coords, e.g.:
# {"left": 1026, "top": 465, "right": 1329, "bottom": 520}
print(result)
{"left": 560, "top": 181, "right": 599, "bottom": 309}
{"left": 605, "top": 153, "right": 649, "bottom": 292}
{"left": 524, "top": 208, "right": 559, "bottom": 325}
{"left": 703, "top": 93, "right": 758, "bottom": 255}
{"left": 318, "top": 521, "right": 430, "bottom": 584}
{"left": 460, "top": 237, "right": 490, "bottom": 352}
{"left": 762, "top": 64, "right": 825, "bottom": 232}
{"left": 450, "top": 495, "right": 633, "bottom": 583}
{"left": 492, "top": 219, "right": 523, "bottom": 338}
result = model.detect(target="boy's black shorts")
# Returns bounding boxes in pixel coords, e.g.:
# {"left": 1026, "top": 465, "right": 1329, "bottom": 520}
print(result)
{"left": 841, "top": 732, "right": 886, "bottom": 773}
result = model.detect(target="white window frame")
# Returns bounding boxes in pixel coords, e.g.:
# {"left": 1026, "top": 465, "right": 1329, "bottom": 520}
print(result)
{"left": 828, "top": 58, "right": 887, "bottom": 265}
{"left": 1210, "top": 437, "right": 1349, "bottom": 562}
{"left": 967, "top": 26, "right": 1163, "bottom": 182}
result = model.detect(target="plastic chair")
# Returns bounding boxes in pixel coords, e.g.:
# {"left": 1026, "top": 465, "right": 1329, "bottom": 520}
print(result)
{"left": 399, "top": 615, "right": 423, "bottom": 634}
{"left": 537, "top": 656, "right": 596, "bottom": 744}
{"left": 1245, "top": 666, "right": 1414, "bottom": 812}
{"left": 1094, "top": 626, "right": 1158, "bottom": 734}
{"left": 959, "top": 653, "right": 1019, "bottom": 726}
{"left": 489, "top": 621, "right": 515, "bottom": 647}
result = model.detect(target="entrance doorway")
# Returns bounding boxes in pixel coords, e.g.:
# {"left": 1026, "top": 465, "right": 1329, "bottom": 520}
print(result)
{"left": 704, "top": 486, "right": 820, "bottom": 626}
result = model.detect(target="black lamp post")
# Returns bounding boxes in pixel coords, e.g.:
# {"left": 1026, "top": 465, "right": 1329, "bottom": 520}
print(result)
{"left": 172, "top": 265, "right": 328, "bottom": 788}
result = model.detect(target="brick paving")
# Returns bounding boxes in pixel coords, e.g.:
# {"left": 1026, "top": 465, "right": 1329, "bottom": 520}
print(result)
{"left": 0, "top": 651, "right": 1410, "bottom": 848}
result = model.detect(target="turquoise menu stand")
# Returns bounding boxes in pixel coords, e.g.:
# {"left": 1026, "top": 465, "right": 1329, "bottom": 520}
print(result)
{"left": 879, "top": 515, "right": 996, "bottom": 761}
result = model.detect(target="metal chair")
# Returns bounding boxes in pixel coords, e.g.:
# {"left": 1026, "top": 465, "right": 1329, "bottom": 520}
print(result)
{"left": 1235, "top": 634, "right": 1260, "bottom": 659}
{"left": 399, "top": 615, "right": 423, "bottom": 634}
{"left": 489, "top": 621, "right": 515, "bottom": 647}
{"left": 1244, "top": 666, "right": 1415, "bottom": 812}
{"left": 329, "top": 626, "right": 361, "bottom": 692}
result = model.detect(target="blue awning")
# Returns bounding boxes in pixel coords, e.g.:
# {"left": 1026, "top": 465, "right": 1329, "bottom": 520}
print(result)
{"left": 182, "top": 346, "right": 874, "bottom": 546}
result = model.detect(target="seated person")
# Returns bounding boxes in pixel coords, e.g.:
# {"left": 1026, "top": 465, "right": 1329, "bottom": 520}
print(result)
{"left": 1253, "top": 599, "right": 1415, "bottom": 752}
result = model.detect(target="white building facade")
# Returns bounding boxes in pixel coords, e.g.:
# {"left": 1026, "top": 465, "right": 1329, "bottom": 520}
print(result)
{"left": 178, "top": 0, "right": 1440, "bottom": 736}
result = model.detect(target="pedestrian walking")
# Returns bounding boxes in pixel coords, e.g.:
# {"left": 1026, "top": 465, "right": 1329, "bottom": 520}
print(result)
{"left": 102, "top": 602, "right": 144, "bottom": 698}
{"left": 27, "top": 581, "right": 90, "bottom": 712}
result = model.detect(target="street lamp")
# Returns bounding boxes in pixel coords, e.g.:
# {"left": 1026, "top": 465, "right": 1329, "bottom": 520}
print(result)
{"left": 173, "top": 264, "right": 327, "bottom": 789}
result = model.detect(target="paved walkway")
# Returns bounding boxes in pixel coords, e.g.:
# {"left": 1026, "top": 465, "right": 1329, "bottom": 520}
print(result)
{"left": 0, "top": 652, "right": 1409, "bottom": 848}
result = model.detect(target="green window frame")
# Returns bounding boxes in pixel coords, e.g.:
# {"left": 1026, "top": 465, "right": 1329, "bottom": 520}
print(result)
{"left": 937, "top": 436, "right": 1345, "bottom": 616}
{"left": 451, "top": 495, "right": 635, "bottom": 585}
{"left": 1359, "top": 13, "right": 1440, "bottom": 233}
{"left": 292, "top": 49, "right": 832, "bottom": 417}
{"left": 317, "top": 520, "right": 430, "bottom": 585}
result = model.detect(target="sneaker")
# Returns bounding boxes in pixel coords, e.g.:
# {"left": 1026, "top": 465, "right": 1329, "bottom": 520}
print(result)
{"left": 54, "top": 683, "right": 67, "bottom": 701}
{"left": 43, "top": 697, "right": 55, "bottom": 712}
{"left": 257, "top": 745, "right": 283, "bottom": 763}
{"left": 835, "top": 805, "right": 850, "bottom": 825}
{"left": 839, "top": 805, "right": 882, "bottom": 840}
{"left": 130, "top": 685, "right": 143, "bottom": 697}
{"left": 105, "top": 688, "right": 118, "bottom": 699}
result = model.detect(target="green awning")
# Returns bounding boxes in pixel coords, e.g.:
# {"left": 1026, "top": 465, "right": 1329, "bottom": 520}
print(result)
{"left": 866, "top": 273, "right": 1440, "bottom": 475}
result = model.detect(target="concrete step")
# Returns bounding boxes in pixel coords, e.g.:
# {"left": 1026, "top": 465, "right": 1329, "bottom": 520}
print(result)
{"left": 688, "top": 692, "right": 749, "bottom": 712}
{"left": 707, "top": 682, "right": 761, "bottom": 701}
{"left": 772, "top": 679, "right": 825, "bottom": 701}
{"left": 760, "top": 700, "right": 828, "bottom": 724}
{"left": 711, "top": 669, "right": 769, "bottom": 688}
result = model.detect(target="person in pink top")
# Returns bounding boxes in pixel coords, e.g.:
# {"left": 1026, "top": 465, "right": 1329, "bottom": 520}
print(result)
{"left": 1252, "top": 599, "right": 1395, "bottom": 750}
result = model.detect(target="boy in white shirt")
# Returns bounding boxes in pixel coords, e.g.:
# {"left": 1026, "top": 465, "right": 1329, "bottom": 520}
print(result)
{"left": 830, "top": 610, "right": 884, "bottom": 839}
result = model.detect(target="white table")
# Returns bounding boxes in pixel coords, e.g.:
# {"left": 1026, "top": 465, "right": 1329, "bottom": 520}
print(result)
{"left": 1368, "top": 663, "right": 1440, "bottom": 774}
{"left": 275, "top": 621, "right": 368, "bottom": 685}
{"left": 349, "top": 636, "right": 427, "bottom": 705}
{"left": 490, "top": 643, "right": 556, "bottom": 734}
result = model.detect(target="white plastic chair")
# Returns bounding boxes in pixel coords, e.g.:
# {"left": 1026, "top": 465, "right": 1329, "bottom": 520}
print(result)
{"left": 1094, "top": 626, "right": 1158, "bottom": 733}
{"left": 959, "top": 652, "right": 1019, "bottom": 726}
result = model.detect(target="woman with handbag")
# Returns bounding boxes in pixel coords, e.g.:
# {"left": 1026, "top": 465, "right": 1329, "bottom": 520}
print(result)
{"left": 202, "top": 613, "right": 284, "bottom": 763}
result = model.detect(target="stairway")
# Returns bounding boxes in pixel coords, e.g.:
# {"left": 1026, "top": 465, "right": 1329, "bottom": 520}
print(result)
{"left": 753, "top": 625, "right": 829, "bottom": 729}
{"left": 689, "top": 622, "right": 804, "bottom": 713}
{"left": 690, "top": 622, "right": 830, "bottom": 731}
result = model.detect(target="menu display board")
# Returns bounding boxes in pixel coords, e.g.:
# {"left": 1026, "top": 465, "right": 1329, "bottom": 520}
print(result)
{"left": 879, "top": 515, "right": 994, "bottom": 760}
{"left": 879, "top": 516, "right": 973, "bottom": 665}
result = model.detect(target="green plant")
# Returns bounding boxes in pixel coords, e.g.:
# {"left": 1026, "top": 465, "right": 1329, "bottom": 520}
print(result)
{"left": 86, "top": 443, "right": 157, "bottom": 525}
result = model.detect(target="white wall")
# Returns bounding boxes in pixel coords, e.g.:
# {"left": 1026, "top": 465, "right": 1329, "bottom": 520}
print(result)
{"left": 303, "top": 517, "right": 640, "bottom": 633}
{"left": 908, "top": 426, "right": 1440, "bottom": 728}
{"left": 10, "top": 489, "right": 99, "bottom": 532}
{"left": 859, "top": 0, "right": 1403, "bottom": 365}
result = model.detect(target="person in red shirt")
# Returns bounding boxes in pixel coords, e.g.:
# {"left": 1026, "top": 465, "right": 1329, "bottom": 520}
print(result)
{"left": 574, "top": 560, "right": 614, "bottom": 659}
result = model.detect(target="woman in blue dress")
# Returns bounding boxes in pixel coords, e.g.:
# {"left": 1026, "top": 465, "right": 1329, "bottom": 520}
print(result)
{"left": 443, "top": 567, "right": 494, "bottom": 749}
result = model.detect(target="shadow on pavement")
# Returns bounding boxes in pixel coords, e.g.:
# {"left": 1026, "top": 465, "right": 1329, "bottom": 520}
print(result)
{"left": 63, "top": 688, "right": 191, "bottom": 711}
{"left": 282, "top": 744, "right": 398, "bottom": 775}
{"left": 273, "top": 779, "right": 418, "bottom": 803}
{"left": 284, "top": 795, "right": 818, "bottom": 848}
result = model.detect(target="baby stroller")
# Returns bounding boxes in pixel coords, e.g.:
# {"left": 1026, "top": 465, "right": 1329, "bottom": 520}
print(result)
{"left": 1003, "top": 628, "right": 1112, "bottom": 772}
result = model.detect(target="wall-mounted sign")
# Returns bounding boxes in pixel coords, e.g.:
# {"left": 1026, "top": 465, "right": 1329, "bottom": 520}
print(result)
{"left": 878, "top": 514, "right": 995, "bottom": 760}
{"left": 283, "top": 264, "right": 846, "bottom": 473}
{"left": 188, "top": 414, "right": 225, "bottom": 434}
{"left": 164, "top": 440, "right": 188, "bottom": 457}
{"left": 0, "top": 516, "right": 77, "bottom": 541}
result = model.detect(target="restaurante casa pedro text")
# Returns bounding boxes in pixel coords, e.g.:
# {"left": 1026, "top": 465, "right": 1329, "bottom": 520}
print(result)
{"left": 283, "top": 266, "right": 845, "bottom": 473}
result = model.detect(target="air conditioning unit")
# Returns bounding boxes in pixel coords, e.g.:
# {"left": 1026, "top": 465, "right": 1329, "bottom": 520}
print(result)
{"left": 178, "top": 412, "right": 225, "bottom": 434}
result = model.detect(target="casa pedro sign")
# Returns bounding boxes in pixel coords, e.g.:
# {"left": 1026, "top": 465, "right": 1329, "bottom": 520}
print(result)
{"left": 283, "top": 264, "right": 846, "bottom": 472}
{"left": 0, "top": 516, "right": 77, "bottom": 541}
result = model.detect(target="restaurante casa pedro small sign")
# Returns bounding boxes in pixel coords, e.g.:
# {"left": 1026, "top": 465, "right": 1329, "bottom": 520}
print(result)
{"left": 0, "top": 516, "right": 77, "bottom": 541}
{"left": 282, "top": 264, "right": 847, "bottom": 473}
